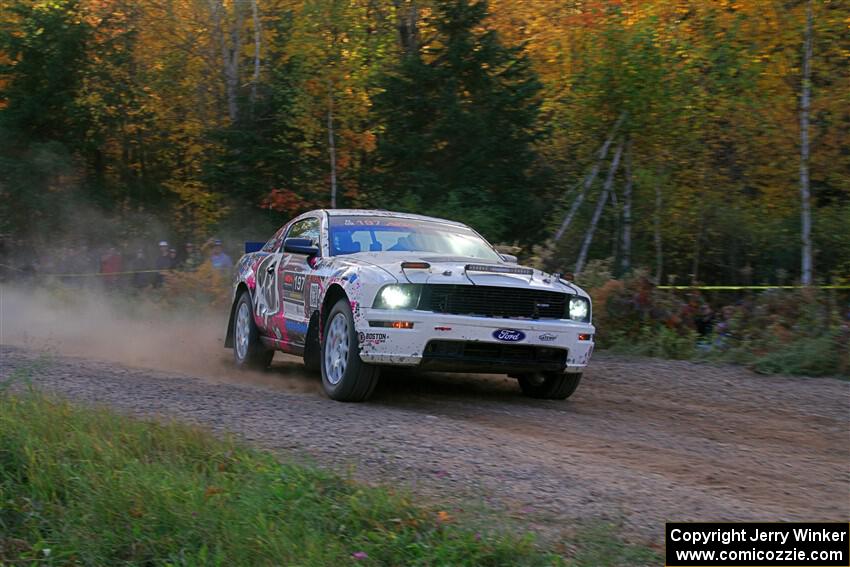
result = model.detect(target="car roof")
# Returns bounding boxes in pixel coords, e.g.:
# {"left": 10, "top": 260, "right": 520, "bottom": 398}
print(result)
{"left": 321, "top": 209, "right": 469, "bottom": 229}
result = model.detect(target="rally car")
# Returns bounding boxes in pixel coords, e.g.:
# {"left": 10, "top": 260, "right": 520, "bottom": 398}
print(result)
{"left": 225, "top": 209, "right": 595, "bottom": 402}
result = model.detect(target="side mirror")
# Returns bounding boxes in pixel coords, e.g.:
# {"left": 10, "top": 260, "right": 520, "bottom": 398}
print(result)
{"left": 500, "top": 253, "right": 518, "bottom": 264}
{"left": 283, "top": 237, "right": 319, "bottom": 257}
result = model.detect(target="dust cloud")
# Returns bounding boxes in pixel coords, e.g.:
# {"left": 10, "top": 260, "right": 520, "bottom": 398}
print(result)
{"left": 0, "top": 284, "right": 320, "bottom": 394}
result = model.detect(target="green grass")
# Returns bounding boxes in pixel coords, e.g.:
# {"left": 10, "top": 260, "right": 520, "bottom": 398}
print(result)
{"left": 0, "top": 391, "right": 658, "bottom": 566}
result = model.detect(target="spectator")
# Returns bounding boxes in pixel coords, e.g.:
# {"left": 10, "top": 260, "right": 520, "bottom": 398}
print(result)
{"left": 209, "top": 239, "right": 232, "bottom": 272}
{"left": 711, "top": 305, "right": 739, "bottom": 350}
{"left": 181, "top": 242, "right": 202, "bottom": 270}
{"left": 154, "top": 240, "right": 172, "bottom": 287}
{"left": 169, "top": 247, "right": 178, "bottom": 266}
{"left": 99, "top": 246, "right": 123, "bottom": 288}
{"left": 678, "top": 293, "right": 700, "bottom": 329}
{"left": 129, "top": 248, "right": 151, "bottom": 288}
{"left": 695, "top": 303, "right": 715, "bottom": 337}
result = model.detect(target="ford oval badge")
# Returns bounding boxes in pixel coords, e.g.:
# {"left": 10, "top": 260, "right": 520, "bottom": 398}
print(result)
{"left": 493, "top": 329, "right": 525, "bottom": 342}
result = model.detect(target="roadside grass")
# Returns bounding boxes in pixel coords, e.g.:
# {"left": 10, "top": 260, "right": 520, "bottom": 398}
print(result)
{"left": 560, "top": 524, "right": 661, "bottom": 567}
{"left": 0, "top": 391, "right": 659, "bottom": 566}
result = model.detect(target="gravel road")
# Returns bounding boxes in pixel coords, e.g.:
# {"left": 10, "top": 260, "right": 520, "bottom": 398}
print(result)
{"left": 2, "top": 344, "right": 848, "bottom": 544}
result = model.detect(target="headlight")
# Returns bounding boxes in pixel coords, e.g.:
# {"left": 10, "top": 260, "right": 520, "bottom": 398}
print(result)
{"left": 373, "top": 285, "right": 421, "bottom": 309}
{"left": 569, "top": 297, "right": 589, "bottom": 321}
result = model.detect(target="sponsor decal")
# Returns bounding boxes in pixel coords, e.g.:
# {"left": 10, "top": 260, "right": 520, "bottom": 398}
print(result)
{"left": 282, "top": 270, "right": 306, "bottom": 302}
{"left": 285, "top": 319, "right": 309, "bottom": 335}
{"left": 538, "top": 332, "right": 557, "bottom": 342}
{"left": 358, "top": 331, "right": 388, "bottom": 344}
{"left": 282, "top": 272, "right": 305, "bottom": 292}
{"left": 255, "top": 254, "right": 281, "bottom": 316}
{"left": 342, "top": 218, "right": 417, "bottom": 228}
{"left": 493, "top": 328, "right": 526, "bottom": 342}
{"left": 284, "top": 300, "right": 305, "bottom": 319}
{"left": 309, "top": 282, "right": 319, "bottom": 309}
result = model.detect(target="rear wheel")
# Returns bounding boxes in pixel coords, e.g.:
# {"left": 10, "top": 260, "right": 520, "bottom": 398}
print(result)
{"left": 517, "top": 372, "right": 581, "bottom": 400}
{"left": 321, "top": 298, "right": 380, "bottom": 402}
{"left": 233, "top": 292, "right": 274, "bottom": 370}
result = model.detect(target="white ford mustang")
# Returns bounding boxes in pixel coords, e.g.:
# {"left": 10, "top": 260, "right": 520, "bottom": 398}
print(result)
{"left": 225, "top": 209, "right": 595, "bottom": 402}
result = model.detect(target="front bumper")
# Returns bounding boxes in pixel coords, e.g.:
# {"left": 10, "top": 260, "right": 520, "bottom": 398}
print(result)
{"left": 355, "top": 309, "right": 595, "bottom": 374}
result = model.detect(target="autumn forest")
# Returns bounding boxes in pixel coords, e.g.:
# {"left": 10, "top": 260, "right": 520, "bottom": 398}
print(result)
{"left": 1, "top": 0, "right": 848, "bottom": 285}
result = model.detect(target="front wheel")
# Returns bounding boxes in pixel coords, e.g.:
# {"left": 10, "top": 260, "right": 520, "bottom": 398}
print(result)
{"left": 232, "top": 292, "right": 274, "bottom": 370}
{"left": 321, "top": 298, "right": 380, "bottom": 402}
{"left": 517, "top": 372, "right": 582, "bottom": 400}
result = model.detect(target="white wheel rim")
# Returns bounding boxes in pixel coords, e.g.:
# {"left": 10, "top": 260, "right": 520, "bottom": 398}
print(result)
{"left": 235, "top": 302, "right": 250, "bottom": 361}
{"left": 324, "top": 312, "right": 350, "bottom": 385}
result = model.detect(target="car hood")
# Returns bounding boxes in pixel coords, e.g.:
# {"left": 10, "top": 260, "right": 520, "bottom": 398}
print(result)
{"left": 334, "top": 252, "right": 589, "bottom": 298}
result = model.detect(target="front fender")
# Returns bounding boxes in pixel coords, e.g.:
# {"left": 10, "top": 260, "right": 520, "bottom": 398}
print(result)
{"left": 225, "top": 254, "right": 263, "bottom": 348}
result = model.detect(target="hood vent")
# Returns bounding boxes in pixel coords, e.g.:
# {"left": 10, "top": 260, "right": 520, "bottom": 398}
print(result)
{"left": 464, "top": 263, "right": 534, "bottom": 276}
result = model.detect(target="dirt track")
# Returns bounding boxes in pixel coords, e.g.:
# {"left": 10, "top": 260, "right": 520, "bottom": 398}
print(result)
{"left": 1, "top": 344, "right": 848, "bottom": 544}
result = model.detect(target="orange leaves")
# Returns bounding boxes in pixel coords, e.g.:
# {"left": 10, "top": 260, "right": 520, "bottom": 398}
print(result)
{"left": 261, "top": 188, "right": 306, "bottom": 215}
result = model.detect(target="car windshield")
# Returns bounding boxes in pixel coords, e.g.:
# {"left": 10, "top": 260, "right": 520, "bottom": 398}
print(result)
{"left": 328, "top": 215, "right": 501, "bottom": 260}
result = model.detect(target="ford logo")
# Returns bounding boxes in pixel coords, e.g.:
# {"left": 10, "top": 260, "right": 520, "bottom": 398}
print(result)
{"left": 493, "top": 329, "right": 525, "bottom": 342}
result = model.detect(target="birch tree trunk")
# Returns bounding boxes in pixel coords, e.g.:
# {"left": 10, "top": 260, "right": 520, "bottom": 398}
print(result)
{"left": 554, "top": 112, "right": 625, "bottom": 242}
{"left": 653, "top": 175, "right": 664, "bottom": 284}
{"left": 799, "top": 0, "right": 814, "bottom": 285}
{"left": 608, "top": 177, "right": 619, "bottom": 262}
{"left": 620, "top": 138, "right": 633, "bottom": 274}
{"left": 575, "top": 140, "right": 624, "bottom": 274}
{"left": 209, "top": 0, "right": 242, "bottom": 123}
{"left": 226, "top": 4, "right": 243, "bottom": 123}
{"left": 250, "top": 0, "right": 262, "bottom": 108}
{"left": 328, "top": 86, "right": 338, "bottom": 209}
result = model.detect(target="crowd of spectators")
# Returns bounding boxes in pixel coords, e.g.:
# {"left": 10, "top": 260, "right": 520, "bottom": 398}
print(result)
{"left": 0, "top": 237, "right": 234, "bottom": 288}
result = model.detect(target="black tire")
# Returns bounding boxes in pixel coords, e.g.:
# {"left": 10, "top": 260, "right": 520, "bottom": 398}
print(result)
{"left": 232, "top": 292, "right": 274, "bottom": 370}
{"left": 321, "top": 298, "right": 380, "bottom": 402}
{"left": 517, "top": 372, "right": 582, "bottom": 400}
{"left": 303, "top": 316, "right": 321, "bottom": 374}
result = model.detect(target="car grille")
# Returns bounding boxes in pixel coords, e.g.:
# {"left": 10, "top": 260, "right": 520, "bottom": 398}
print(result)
{"left": 417, "top": 285, "right": 568, "bottom": 319}
{"left": 422, "top": 340, "right": 567, "bottom": 370}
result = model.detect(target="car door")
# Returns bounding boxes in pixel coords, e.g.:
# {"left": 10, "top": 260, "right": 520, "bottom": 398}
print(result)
{"left": 277, "top": 216, "right": 321, "bottom": 347}
{"left": 253, "top": 226, "right": 287, "bottom": 335}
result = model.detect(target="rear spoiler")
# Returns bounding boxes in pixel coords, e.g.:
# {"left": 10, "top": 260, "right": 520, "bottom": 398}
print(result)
{"left": 244, "top": 241, "right": 265, "bottom": 254}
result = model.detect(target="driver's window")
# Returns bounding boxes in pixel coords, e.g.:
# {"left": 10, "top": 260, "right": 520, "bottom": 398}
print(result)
{"left": 262, "top": 227, "right": 286, "bottom": 252}
{"left": 286, "top": 217, "right": 321, "bottom": 247}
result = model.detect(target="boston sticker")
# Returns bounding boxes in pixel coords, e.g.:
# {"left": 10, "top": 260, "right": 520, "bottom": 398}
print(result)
{"left": 493, "top": 329, "right": 525, "bottom": 342}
